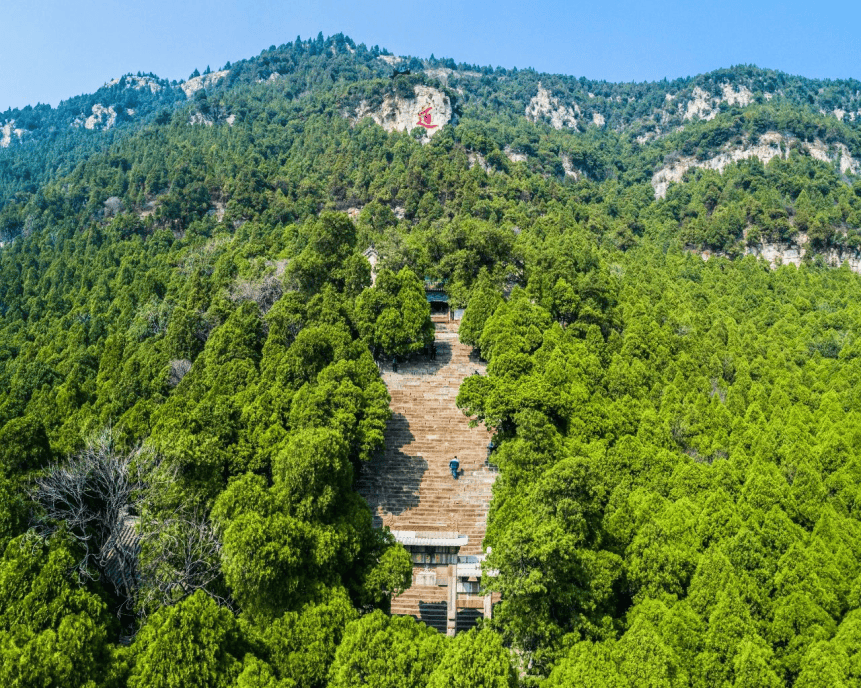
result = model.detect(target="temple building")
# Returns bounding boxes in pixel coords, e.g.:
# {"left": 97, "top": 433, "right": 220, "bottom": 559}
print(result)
{"left": 392, "top": 530, "right": 496, "bottom": 636}
{"left": 423, "top": 279, "right": 451, "bottom": 317}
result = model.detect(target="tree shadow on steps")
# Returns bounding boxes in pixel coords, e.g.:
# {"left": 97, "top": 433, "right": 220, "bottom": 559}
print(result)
{"left": 455, "top": 608, "right": 484, "bottom": 633}
{"left": 383, "top": 340, "right": 453, "bottom": 377}
{"left": 356, "top": 412, "right": 427, "bottom": 522}
{"left": 418, "top": 602, "right": 448, "bottom": 634}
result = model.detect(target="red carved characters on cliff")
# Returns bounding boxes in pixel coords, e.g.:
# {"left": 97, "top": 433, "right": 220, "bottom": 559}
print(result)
{"left": 417, "top": 105, "right": 438, "bottom": 129}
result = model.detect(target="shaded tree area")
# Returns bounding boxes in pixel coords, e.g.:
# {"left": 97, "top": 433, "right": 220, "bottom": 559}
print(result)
{"left": 0, "top": 199, "right": 428, "bottom": 681}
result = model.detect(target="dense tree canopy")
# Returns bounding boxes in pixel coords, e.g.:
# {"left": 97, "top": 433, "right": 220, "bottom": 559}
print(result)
{"left": 0, "top": 30, "right": 860, "bottom": 688}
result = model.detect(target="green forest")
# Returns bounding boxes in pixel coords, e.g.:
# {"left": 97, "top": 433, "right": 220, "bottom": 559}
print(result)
{"left": 1, "top": 33, "right": 861, "bottom": 686}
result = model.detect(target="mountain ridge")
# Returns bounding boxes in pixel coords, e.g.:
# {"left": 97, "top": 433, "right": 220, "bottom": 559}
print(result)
{"left": 1, "top": 33, "right": 860, "bottom": 261}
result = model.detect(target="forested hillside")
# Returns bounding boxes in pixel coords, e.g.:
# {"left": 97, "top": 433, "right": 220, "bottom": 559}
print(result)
{"left": 1, "top": 32, "right": 861, "bottom": 686}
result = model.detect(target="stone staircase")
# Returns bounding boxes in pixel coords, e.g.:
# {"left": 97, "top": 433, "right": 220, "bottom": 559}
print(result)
{"left": 356, "top": 317, "right": 498, "bottom": 626}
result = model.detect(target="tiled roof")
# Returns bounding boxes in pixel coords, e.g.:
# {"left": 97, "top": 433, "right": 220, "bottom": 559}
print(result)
{"left": 102, "top": 514, "right": 140, "bottom": 591}
{"left": 392, "top": 530, "right": 469, "bottom": 547}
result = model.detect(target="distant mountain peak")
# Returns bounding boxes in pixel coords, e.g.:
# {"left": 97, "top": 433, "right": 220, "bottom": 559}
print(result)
{"left": 103, "top": 75, "right": 165, "bottom": 94}
{"left": 181, "top": 70, "right": 229, "bottom": 98}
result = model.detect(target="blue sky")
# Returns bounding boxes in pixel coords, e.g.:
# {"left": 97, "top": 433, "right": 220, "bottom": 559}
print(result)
{"left": 1, "top": 0, "right": 859, "bottom": 112}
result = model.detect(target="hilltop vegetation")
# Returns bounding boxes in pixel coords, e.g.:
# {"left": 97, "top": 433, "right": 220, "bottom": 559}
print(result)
{"left": 0, "top": 32, "right": 860, "bottom": 686}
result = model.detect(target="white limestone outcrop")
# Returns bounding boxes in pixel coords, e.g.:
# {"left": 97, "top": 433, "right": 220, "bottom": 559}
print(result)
{"left": 181, "top": 70, "right": 229, "bottom": 98}
{"left": 683, "top": 87, "right": 718, "bottom": 121}
{"left": 525, "top": 83, "right": 579, "bottom": 129}
{"left": 105, "top": 75, "right": 163, "bottom": 93}
{"left": 721, "top": 83, "right": 754, "bottom": 107}
{"left": 652, "top": 132, "right": 860, "bottom": 198}
{"left": 468, "top": 152, "right": 490, "bottom": 172}
{"left": 72, "top": 104, "right": 117, "bottom": 130}
{"left": 700, "top": 233, "right": 861, "bottom": 275}
{"left": 1, "top": 120, "right": 25, "bottom": 148}
{"left": 189, "top": 113, "right": 214, "bottom": 126}
{"left": 504, "top": 146, "right": 527, "bottom": 163}
{"left": 256, "top": 72, "right": 282, "bottom": 84}
{"left": 807, "top": 140, "right": 861, "bottom": 175}
{"left": 561, "top": 155, "right": 582, "bottom": 179}
{"left": 682, "top": 83, "right": 755, "bottom": 121}
{"left": 351, "top": 85, "right": 452, "bottom": 137}
{"left": 377, "top": 55, "right": 403, "bottom": 66}
{"left": 424, "top": 67, "right": 482, "bottom": 85}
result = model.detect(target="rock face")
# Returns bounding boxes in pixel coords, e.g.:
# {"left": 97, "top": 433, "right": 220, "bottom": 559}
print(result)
{"left": 525, "top": 83, "right": 579, "bottom": 129}
{"left": 681, "top": 83, "right": 755, "bottom": 121}
{"left": 352, "top": 85, "right": 452, "bottom": 137}
{"left": 0, "top": 120, "right": 25, "bottom": 148}
{"left": 721, "top": 83, "right": 754, "bottom": 107}
{"left": 652, "top": 131, "right": 861, "bottom": 198}
{"left": 72, "top": 104, "right": 117, "bottom": 131}
{"left": 561, "top": 154, "right": 582, "bottom": 179}
{"left": 377, "top": 54, "right": 403, "bottom": 66}
{"left": 807, "top": 139, "right": 860, "bottom": 175}
{"left": 424, "top": 67, "right": 482, "bottom": 85}
{"left": 105, "top": 75, "right": 163, "bottom": 93}
{"left": 830, "top": 108, "right": 861, "bottom": 122}
{"left": 504, "top": 146, "right": 527, "bottom": 163}
{"left": 255, "top": 72, "right": 282, "bottom": 84}
{"left": 181, "top": 70, "right": 229, "bottom": 98}
{"left": 189, "top": 113, "right": 214, "bottom": 126}
{"left": 700, "top": 233, "right": 861, "bottom": 274}
{"left": 467, "top": 152, "right": 490, "bottom": 172}
{"left": 682, "top": 87, "right": 718, "bottom": 121}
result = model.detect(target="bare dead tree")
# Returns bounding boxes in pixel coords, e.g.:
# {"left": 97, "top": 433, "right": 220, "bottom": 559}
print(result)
{"left": 103, "top": 196, "right": 123, "bottom": 218}
{"left": 134, "top": 457, "right": 225, "bottom": 614}
{"left": 178, "top": 236, "right": 230, "bottom": 276}
{"left": 136, "top": 507, "right": 226, "bottom": 614}
{"left": 167, "top": 358, "right": 192, "bottom": 387}
{"left": 30, "top": 428, "right": 144, "bottom": 600}
{"left": 267, "top": 258, "right": 289, "bottom": 277}
{"left": 227, "top": 273, "right": 283, "bottom": 313}
{"left": 31, "top": 428, "right": 225, "bottom": 619}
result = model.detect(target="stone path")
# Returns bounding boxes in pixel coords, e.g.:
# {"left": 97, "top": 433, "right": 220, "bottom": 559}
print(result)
{"left": 356, "top": 317, "right": 497, "bottom": 620}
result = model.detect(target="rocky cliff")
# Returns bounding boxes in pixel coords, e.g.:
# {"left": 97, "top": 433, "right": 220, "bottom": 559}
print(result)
{"left": 351, "top": 85, "right": 452, "bottom": 137}
{"left": 181, "top": 70, "right": 229, "bottom": 98}
{"left": 0, "top": 120, "right": 25, "bottom": 148}
{"left": 653, "top": 132, "right": 861, "bottom": 198}
{"left": 525, "top": 83, "right": 579, "bottom": 129}
{"left": 700, "top": 232, "right": 861, "bottom": 274}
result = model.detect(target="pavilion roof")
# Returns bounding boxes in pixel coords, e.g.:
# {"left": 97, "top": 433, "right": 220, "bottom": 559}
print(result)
{"left": 392, "top": 530, "right": 469, "bottom": 548}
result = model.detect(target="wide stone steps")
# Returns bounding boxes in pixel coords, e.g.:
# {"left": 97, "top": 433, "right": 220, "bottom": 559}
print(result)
{"left": 356, "top": 318, "right": 496, "bottom": 634}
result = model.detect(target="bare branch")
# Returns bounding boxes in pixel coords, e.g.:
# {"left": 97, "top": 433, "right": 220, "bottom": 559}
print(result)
{"left": 30, "top": 427, "right": 226, "bottom": 620}
{"left": 167, "top": 359, "right": 192, "bottom": 387}
{"left": 136, "top": 507, "right": 226, "bottom": 614}
{"left": 30, "top": 428, "right": 143, "bottom": 597}
{"left": 227, "top": 273, "right": 283, "bottom": 313}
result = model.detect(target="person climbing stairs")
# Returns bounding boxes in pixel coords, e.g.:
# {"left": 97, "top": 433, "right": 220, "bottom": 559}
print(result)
{"left": 356, "top": 317, "right": 498, "bottom": 630}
